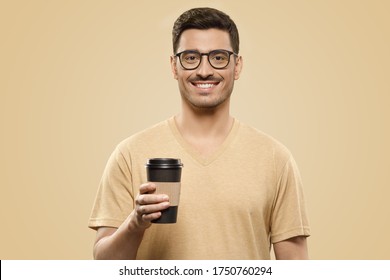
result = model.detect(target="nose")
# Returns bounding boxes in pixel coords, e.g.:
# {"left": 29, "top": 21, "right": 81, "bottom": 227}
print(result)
{"left": 195, "top": 55, "right": 214, "bottom": 78}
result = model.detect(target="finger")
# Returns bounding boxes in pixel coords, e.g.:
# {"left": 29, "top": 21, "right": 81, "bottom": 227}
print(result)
{"left": 139, "top": 183, "right": 157, "bottom": 194}
{"left": 142, "top": 212, "right": 162, "bottom": 222}
{"left": 136, "top": 193, "right": 169, "bottom": 206}
{"left": 136, "top": 201, "right": 170, "bottom": 217}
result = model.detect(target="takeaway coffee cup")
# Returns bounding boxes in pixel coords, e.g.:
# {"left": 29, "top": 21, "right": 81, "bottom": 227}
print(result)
{"left": 146, "top": 158, "right": 183, "bottom": 223}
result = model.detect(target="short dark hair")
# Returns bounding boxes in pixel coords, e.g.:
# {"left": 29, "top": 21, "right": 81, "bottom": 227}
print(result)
{"left": 172, "top": 7, "right": 239, "bottom": 54}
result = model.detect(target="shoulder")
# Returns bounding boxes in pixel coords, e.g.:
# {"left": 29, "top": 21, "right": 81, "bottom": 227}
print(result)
{"left": 110, "top": 119, "right": 170, "bottom": 157}
{"left": 237, "top": 121, "right": 292, "bottom": 160}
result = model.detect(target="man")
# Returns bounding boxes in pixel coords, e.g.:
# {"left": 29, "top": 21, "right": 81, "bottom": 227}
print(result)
{"left": 88, "top": 7, "right": 310, "bottom": 259}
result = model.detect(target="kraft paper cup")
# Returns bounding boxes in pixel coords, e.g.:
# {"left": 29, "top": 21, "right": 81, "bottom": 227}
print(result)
{"left": 146, "top": 158, "right": 183, "bottom": 223}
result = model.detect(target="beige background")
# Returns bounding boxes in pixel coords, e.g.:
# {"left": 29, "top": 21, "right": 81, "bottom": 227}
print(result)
{"left": 1, "top": 0, "right": 389, "bottom": 259}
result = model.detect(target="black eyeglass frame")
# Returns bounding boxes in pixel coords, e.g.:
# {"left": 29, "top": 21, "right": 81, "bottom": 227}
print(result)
{"left": 174, "top": 49, "right": 238, "bottom": 70}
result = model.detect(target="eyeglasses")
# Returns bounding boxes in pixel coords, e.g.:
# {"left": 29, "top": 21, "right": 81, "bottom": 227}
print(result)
{"left": 174, "top": 49, "right": 238, "bottom": 70}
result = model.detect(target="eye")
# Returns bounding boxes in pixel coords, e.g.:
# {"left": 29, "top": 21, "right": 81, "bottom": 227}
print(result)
{"left": 181, "top": 52, "right": 200, "bottom": 64}
{"left": 186, "top": 56, "right": 197, "bottom": 61}
{"left": 214, "top": 55, "right": 226, "bottom": 61}
{"left": 210, "top": 51, "right": 229, "bottom": 62}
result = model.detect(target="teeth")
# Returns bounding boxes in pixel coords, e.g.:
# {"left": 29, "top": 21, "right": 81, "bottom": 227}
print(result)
{"left": 196, "top": 83, "right": 215, "bottom": 88}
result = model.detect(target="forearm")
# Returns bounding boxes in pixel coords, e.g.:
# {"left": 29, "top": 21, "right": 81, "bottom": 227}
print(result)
{"left": 93, "top": 214, "right": 146, "bottom": 260}
{"left": 93, "top": 183, "right": 169, "bottom": 259}
{"left": 273, "top": 236, "right": 309, "bottom": 260}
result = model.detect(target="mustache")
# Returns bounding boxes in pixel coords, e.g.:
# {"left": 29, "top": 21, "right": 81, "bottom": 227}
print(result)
{"left": 189, "top": 77, "right": 222, "bottom": 82}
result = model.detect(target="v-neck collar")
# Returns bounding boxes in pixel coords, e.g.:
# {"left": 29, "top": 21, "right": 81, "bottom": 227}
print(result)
{"left": 168, "top": 116, "right": 240, "bottom": 166}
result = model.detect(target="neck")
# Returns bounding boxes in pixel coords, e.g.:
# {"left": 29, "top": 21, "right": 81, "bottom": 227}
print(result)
{"left": 174, "top": 99, "right": 234, "bottom": 157}
{"left": 175, "top": 98, "right": 233, "bottom": 138}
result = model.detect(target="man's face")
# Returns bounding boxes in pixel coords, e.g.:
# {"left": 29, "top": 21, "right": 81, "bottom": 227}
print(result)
{"left": 171, "top": 28, "right": 242, "bottom": 110}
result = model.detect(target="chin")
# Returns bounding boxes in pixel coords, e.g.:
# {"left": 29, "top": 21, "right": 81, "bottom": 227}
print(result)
{"left": 180, "top": 89, "right": 232, "bottom": 110}
{"left": 189, "top": 97, "right": 231, "bottom": 111}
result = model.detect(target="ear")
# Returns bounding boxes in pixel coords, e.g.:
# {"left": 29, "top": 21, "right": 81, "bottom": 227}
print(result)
{"left": 170, "top": 56, "right": 178, "bottom": 80}
{"left": 234, "top": 55, "right": 243, "bottom": 80}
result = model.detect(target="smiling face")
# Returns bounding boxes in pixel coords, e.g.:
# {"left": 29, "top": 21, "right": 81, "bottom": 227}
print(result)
{"left": 171, "top": 28, "right": 242, "bottom": 111}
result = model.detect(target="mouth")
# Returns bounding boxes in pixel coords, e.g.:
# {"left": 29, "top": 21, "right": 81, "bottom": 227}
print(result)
{"left": 191, "top": 81, "right": 220, "bottom": 89}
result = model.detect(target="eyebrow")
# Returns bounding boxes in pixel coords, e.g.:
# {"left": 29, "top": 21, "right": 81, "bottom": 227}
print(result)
{"left": 178, "top": 49, "right": 234, "bottom": 54}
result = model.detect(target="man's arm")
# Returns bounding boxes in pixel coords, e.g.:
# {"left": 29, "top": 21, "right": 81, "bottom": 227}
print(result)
{"left": 93, "top": 221, "right": 143, "bottom": 260}
{"left": 93, "top": 183, "right": 170, "bottom": 259}
{"left": 273, "top": 236, "right": 309, "bottom": 260}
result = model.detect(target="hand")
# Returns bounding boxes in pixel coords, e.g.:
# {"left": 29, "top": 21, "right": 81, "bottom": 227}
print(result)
{"left": 131, "top": 183, "right": 170, "bottom": 230}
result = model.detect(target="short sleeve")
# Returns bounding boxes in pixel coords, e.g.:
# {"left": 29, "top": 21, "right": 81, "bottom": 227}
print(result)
{"left": 270, "top": 155, "right": 310, "bottom": 243}
{"left": 88, "top": 147, "right": 134, "bottom": 229}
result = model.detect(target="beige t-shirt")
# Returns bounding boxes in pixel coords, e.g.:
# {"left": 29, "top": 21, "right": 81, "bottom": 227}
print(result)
{"left": 88, "top": 117, "right": 310, "bottom": 259}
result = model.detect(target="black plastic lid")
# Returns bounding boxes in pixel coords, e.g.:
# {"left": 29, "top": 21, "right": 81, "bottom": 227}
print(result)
{"left": 146, "top": 158, "right": 183, "bottom": 168}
